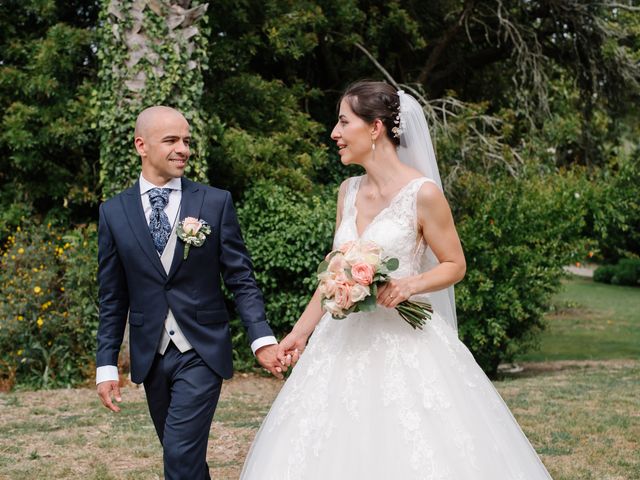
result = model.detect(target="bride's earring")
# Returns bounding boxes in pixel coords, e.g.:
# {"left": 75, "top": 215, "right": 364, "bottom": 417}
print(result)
{"left": 371, "top": 136, "right": 376, "bottom": 161}
{"left": 370, "top": 127, "right": 377, "bottom": 161}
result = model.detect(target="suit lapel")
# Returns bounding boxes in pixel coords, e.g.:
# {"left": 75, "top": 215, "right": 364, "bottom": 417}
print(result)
{"left": 122, "top": 181, "right": 167, "bottom": 279}
{"left": 167, "top": 178, "right": 204, "bottom": 282}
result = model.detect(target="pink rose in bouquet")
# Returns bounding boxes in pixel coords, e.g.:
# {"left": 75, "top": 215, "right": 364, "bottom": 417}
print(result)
{"left": 317, "top": 271, "right": 338, "bottom": 297}
{"left": 344, "top": 240, "right": 381, "bottom": 265}
{"left": 334, "top": 283, "right": 352, "bottom": 310}
{"left": 349, "top": 283, "right": 371, "bottom": 303}
{"left": 323, "top": 299, "right": 343, "bottom": 317}
{"left": 327, "top": 253, "right": 349, "bottom": 275}
{"left": 351, "top": 262, "right": 375, "bottom": 285}
{"left": 316, "top": 240, "right": 433, "bottom": 329}
{"left": 338, "top": 240, "right": 356, "bottom": 254}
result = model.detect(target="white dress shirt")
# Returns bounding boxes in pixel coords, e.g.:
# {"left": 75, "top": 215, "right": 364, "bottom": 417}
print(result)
{"left": 96, "top": 174, "right": 276, "bottom": 384}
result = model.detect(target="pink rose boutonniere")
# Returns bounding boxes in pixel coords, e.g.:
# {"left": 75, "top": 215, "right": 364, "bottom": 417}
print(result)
{"left": 176, "top": 217, "right": 211, "bottom": 260}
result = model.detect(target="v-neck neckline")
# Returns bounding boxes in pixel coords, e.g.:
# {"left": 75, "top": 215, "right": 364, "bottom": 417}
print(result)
{"left": 353, "top": 176, "right": 424, "bottom": 238}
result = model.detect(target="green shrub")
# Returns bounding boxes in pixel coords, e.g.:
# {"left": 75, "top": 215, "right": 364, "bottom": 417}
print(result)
{"left": 453, "top": 171, "right": 588, "bottom": 376}
{"left": 593, "top": 265, "right": 616, "bottom": 284}
{"left": 59, "top": 223, "right": 100, "bottom": 376}
{"left": 611, "top": 259, "right": 640, "bottom": 286}
{"left": 595, "top": 259, "right": 640, "bottom": 286}
{"left": 0, "top": 222, "right": 98, "bottom": 389}
{"left": 233, "top": 181, "right": 336, "bottom": 367}
{"left": 0, "top": 223, "right": 63, "bottom": 389}
{"left": 583, "top": 153, "right": 640, "bottom": 262}
{"left": 0, "top": 198, "right": 33, "bottom": 242}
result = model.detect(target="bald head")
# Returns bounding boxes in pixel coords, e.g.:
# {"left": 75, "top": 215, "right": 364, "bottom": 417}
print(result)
{"left": 135, "top": 106, "right": 187, "bottom": 138}
{"left": 134, "top": 106, "right": 191, "bottom": 185}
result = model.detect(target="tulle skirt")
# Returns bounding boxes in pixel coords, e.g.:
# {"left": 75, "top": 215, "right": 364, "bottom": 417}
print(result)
{"left": 240, "top": 306, "right": 552, "bottom": 479}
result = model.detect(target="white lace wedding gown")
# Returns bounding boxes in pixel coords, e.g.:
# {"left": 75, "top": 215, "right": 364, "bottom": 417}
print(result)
{"left": 241, "top": 176, "right": 552, "bottom": 479}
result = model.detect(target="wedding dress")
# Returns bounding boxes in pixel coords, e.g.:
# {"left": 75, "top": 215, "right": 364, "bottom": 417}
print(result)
{"left": 241, "top": 175, "right": 552, "bottom": 479}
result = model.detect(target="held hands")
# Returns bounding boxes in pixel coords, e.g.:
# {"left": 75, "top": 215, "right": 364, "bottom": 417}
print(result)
{"left": 256, "top": 344, "right": 288, "bottom": 380}
{"left": 97, "top": 380, "right": 122, "bottom": 412}
{"left": 256, "top": 333, "right": 309, "bottom": 379}
{"left": 276, "top": 330, "right": 309, "bottom": 369}
{"left": 377, "top": 277, "right": 415, "bottom": 309}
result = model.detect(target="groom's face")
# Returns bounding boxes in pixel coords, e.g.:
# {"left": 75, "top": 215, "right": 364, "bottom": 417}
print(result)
{"left": 137, "top": 111, "right": 191, "bottom": 185}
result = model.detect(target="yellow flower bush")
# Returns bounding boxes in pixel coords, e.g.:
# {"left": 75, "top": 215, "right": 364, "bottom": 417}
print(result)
{"left": 0, "top": 222, "right": 98, "bottom": 389}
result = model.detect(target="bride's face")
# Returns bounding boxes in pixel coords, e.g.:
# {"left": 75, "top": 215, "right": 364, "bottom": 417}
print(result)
{"left": 331, "top": 98, "right": 373, "bottom": 165}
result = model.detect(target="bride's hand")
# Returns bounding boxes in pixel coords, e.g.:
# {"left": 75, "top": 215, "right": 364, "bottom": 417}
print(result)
{"left": 277, "top": 330, "right": 309, "bottom": 367}
{"left": 377, "top": 278, "right": 414, "bottom": 309}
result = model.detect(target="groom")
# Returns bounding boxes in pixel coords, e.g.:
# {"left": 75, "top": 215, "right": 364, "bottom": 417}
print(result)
{"left": 96, "top": 106, "right": 284, "bottom": 479}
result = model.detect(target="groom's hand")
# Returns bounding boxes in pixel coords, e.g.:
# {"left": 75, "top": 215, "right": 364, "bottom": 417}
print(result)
{"left": 256, "top": 344, "right": 286, "bottom": 379}
{"left": 97, "top": 380, "right": 122, "bottom": 412}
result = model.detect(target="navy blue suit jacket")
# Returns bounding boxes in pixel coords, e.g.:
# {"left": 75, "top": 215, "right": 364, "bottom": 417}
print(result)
{"left": 96, "top": 177, "right": 273, "bottom": 384}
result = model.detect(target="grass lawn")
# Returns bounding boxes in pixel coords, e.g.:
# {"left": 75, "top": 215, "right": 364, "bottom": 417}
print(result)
{"left": 0, "top": 363, "right": 638, "bottom": 480}
{"left": 518, "top": 276, "right": 640, "bottom": 362}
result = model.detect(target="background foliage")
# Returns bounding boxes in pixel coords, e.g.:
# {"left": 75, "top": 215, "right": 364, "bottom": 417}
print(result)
{"left": 453, "top": 171, "right": 590, "bottom": 372}
{"left": 0, "top": 223, "right": 98, "bottom": 389}
{"left": 0, "top": 0, "right": 100, "bottom": 238}
{"left": 594, "top": 259, "right": 640, "bottom": 286}
{"left": 1, "top": 0, "right": 638, "bottom": 387}
{"left": 233, "top": 182, "right": 336, "bottom": 367}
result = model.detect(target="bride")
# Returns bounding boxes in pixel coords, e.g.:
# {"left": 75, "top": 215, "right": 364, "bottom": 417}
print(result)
{"left": 241, "top": 81, "right": 552, "bottom": 479}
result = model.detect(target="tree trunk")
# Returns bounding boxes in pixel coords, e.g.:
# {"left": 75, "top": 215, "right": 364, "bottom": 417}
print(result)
{"left": 97, "top": 0, "right": 210, "bottom": 199}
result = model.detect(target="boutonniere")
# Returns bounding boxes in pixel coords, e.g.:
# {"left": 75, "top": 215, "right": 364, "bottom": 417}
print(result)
{"left": 177, "top": 217, "right": 211, "bottom": 260}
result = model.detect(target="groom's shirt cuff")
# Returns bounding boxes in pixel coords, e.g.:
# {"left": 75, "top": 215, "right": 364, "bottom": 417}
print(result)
{"left": 251, "top": 336, "right": 277, "bottom": 355}
{"left": 96, "top": 337, "right": 277, "bottom": 380}
{"left": 96, "top": 365, "right": 119, "bottom": 385}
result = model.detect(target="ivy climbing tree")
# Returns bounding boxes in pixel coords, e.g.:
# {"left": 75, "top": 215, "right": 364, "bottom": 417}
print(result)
{"left": 97, "top": 0, "right": 210, "bottom": 198}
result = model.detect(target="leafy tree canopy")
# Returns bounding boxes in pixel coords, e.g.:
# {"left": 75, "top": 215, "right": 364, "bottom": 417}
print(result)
{"left": 0, "top": 1, "right": 100, "bottom": 234}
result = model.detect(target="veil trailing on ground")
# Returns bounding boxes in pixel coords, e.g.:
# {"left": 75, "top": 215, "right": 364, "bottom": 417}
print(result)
{"left": 396, "top": 90, "right": 458, "bottom": 332}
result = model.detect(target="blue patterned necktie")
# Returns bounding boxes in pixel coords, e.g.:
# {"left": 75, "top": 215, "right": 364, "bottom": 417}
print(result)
{"left": 148, "top": 188, "right": 172, "bottom": 254}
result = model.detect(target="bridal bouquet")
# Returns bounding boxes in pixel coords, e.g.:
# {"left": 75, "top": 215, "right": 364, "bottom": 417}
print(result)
{"left": 317, "top": 240, "right": 433, "bottom": 329}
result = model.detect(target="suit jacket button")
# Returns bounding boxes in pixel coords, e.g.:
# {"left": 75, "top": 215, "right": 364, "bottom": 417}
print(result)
{"left": 164, "top": 284, "right": 171, "bottom": 290}
{"left": 169, "top": 330, "right": 175, "bottom": 336}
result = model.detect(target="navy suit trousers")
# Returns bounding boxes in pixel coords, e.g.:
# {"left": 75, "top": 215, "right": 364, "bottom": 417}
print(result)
{"left": 144, "top": 343, "right": 223, "bottom": 480}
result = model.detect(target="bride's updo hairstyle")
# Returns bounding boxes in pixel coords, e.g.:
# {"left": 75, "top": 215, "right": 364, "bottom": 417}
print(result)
{"left": 341, "top": 81, "right": 401, "bottom": 146}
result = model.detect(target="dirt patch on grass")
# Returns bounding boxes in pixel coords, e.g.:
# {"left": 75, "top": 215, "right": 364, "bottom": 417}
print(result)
{"left": 520, "top": 359, "right": 638, "bottom": 373}
{"left": 498, "top": 359, "right": 639, "bottom": 379}
{"left": 0, "top": 374, "right": 284, "bottom": 480}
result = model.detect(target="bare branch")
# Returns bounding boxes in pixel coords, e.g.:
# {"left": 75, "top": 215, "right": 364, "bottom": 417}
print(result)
{"left": 417, "top": 0, "right": 478, "bottom": 84}
{"left": 353, "top": 42, "right": 399, "bottom": 89}
{"left": 597, "top": 2, "right": 640, "bottom": 11}
{"left": 469, "top": 1, "right": 550, "bottom": 120}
